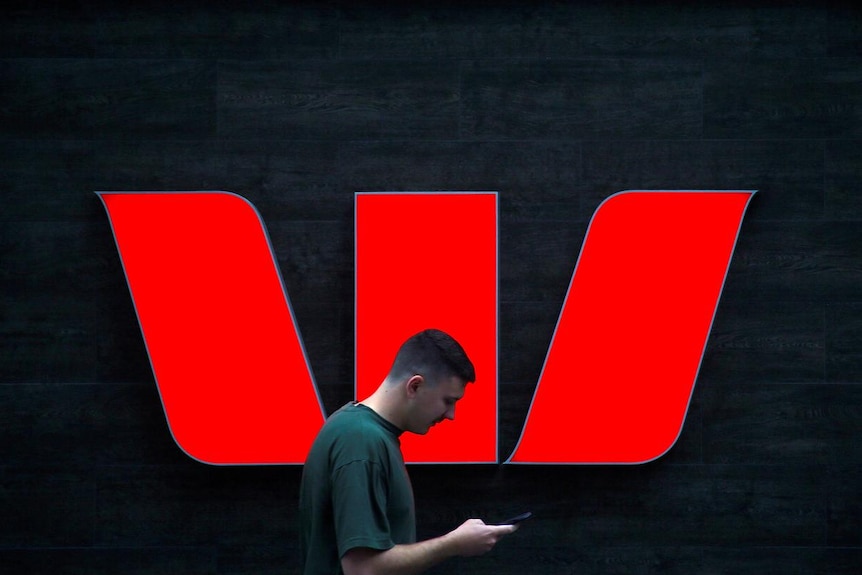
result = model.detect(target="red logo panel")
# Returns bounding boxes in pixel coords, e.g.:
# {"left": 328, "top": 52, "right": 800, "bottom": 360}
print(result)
{"left": 99, "top": 192, "right": 324, "bottom": 465}
{"left": 355, "top": 193, "right": 498, "bottom": 463}
{"left": 509, "top": 191, "right": 754, "bottom": 463}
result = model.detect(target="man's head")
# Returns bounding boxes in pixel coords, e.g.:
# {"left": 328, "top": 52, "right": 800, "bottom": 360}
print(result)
{"left": 384, "top": 329, "right": 475, "bottom": 434}
{"left": 387, "top": 329, "right": 475, "bottom": 386}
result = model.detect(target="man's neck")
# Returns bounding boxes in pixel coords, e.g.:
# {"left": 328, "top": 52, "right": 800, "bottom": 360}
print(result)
{"left": 359, "top": 385, "right": 404, "bottom": 430}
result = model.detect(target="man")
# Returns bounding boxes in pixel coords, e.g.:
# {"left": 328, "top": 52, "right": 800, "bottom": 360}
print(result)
{"left": 299, "top": 329, "right": 517, "bottom": 575}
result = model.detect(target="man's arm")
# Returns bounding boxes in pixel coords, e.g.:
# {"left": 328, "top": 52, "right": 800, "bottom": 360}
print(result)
{"left": 341, "top": 519, "right": 517, "bottom": 575}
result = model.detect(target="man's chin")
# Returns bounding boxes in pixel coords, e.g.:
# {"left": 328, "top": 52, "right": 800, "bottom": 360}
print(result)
{"left": 411, "top": 421, "right": 441, "bottom": 435}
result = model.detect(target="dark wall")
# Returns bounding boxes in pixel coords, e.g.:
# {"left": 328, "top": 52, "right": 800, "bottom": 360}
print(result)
{"left": 2, "top": 1, "right": 861, "bottom": 573}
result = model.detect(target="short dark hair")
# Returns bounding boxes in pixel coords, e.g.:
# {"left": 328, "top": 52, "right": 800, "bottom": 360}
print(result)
{"left": 387, "top": 329, "right": 475, "bottom": 385}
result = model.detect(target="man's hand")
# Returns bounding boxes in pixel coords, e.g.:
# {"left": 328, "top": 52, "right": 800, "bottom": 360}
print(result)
{"left": 444, "top": 518, "right": 519, "bottom": 556}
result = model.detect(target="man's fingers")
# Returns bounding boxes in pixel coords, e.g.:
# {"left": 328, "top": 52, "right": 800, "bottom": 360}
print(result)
{"left": 493, "top": 523, "right": 519, "bottom": 536}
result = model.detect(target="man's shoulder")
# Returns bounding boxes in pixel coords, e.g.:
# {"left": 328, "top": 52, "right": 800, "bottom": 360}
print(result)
{"left": 324, "top": 402, "right": 378, "bottom": 431}
{"left": 312, "top": 403, "right": 397, "bottom": 458}
{"left": 327, "top": 403, "right": 397, "bottom": 433}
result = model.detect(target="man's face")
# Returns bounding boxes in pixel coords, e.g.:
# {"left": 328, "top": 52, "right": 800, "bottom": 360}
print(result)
{"left": 406, "top": 375, "right": 466, "bottom": 435}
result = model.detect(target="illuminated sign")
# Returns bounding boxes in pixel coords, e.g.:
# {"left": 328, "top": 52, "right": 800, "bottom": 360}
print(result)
{"left": 98, "top": 190, "right": 755, "bottom": 465}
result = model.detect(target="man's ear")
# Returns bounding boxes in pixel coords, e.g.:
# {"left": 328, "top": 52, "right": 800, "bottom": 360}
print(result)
{"left": 405, "top": 375, "right": 424, "bottom": 397}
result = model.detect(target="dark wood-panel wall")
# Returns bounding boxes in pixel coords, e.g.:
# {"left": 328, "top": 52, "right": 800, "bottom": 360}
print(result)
{"left": 2, "top": 1, "right": 861, "bottom": 573}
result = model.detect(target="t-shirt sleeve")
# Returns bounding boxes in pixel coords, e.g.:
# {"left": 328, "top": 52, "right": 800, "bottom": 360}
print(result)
{"left": 331, "top": 459, "right": 394, "bottom": 557}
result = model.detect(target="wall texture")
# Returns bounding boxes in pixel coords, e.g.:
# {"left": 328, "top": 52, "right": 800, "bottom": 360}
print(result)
{"left": 2, "top": 1, "right": 861, "bottom": 573}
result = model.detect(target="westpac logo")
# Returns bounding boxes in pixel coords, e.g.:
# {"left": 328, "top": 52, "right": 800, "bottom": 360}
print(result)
{"left": 98, "top": 190, "right": 755, "bottom": 466}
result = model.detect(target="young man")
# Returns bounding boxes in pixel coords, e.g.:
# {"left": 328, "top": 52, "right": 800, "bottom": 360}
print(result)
{"left": 299, "top": 329, "right": 517, "bottom": 575}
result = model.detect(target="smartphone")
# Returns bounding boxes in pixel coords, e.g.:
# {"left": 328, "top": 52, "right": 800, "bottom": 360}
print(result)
{"left": 498, "top": 511, "right": 532, "bottom": 525}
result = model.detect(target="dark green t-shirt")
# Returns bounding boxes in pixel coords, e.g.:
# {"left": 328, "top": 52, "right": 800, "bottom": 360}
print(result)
{"left": 299, "top": 402, "right": 416, "bottom": 575}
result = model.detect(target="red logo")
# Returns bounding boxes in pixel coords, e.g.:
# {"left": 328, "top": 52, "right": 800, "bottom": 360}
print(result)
{"left": 98, "top": 190, "right": 754, "bottom": 465}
